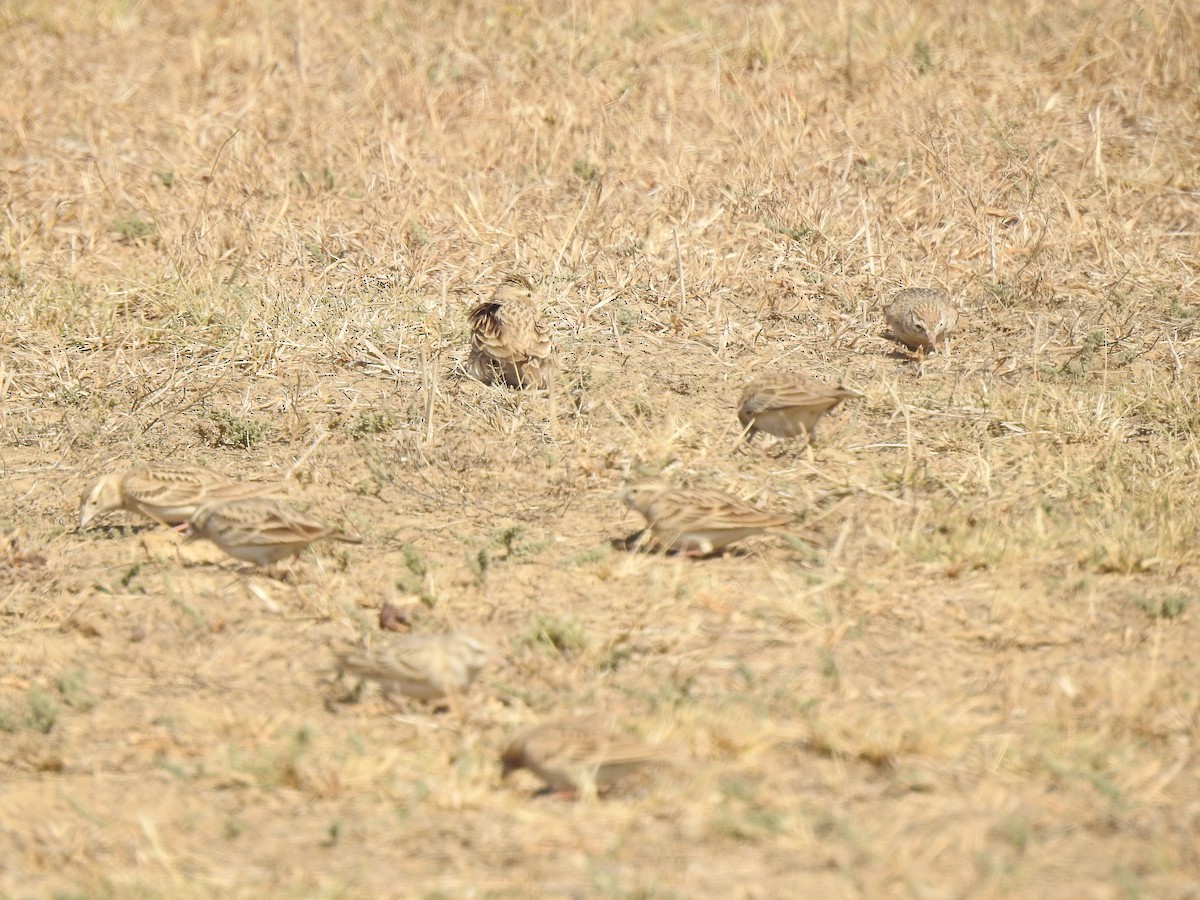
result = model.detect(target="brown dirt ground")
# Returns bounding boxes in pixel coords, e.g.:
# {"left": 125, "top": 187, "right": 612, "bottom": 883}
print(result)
{"left": 2, "top": 0, "right": 1200, "bottom": 896}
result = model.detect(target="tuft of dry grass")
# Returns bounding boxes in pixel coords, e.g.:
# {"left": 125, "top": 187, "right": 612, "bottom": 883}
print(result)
{"left": 2, "top": 0, "right": 1200, "bottom": 894}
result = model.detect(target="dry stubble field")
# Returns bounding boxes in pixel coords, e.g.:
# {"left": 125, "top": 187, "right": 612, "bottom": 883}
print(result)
{"left": 2, "top": 0, "right": 1200, "bottom": 896}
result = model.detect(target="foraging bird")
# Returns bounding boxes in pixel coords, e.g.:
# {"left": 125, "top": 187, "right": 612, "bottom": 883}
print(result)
{"left": 79, "top": 461, "right": 283, "bottom": 529}
{"left": 185, "top": 498, "right": 361, "bottom": 566}
{"left": 884, "top": 287, "right": 958, "bottom": 352}
{"left": 333, "top": 632, "right": 489, "bottom": 705}
{"left": 500, "top": 719, "right": 676, "bottom": 798}
{"left": 618, "top": 478, "right": 793, "bottom": 556}
{"left": 738, "top": 373, "right": 860, "bottom": 443}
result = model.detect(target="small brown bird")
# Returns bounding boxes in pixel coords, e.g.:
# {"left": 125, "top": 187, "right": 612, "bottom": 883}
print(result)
{"left": 500, "top": 720, "right": 677, "bottom": 799}
{"left": 185, "top": 498, "right": 362, "bottom": 566}
{"left": 618, "top": 478, "right": 794, "bottom": 556}
{"left": 466, "top": 276, "right": 558, "bottom": 389}
{"left": 738, "top": 373, "right": 861, "bottom": 443}
{"left": 333, "top": 632, "right": 489, "bottom": 705}
{"left": 79, "top": 461, "right": 284, "bottom": 530}
{"left": 884, "top": 287, "right": 959, "bottom": 352}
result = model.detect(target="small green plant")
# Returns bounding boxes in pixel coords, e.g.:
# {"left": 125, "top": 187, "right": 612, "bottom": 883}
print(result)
{"left": 113, "top": 214, "right": 156, "bottom": 242}
{"left": 56, "top": 670, "right": 97, "bottom": 712}
{"left": 567, "top": 544, "right": 611, "bottom": 566}
{"left": 468, "top": 528, "right": 548, "bottom": 585}
{"left": 403, "top": 545, "right": 427, "bottom": 578}
{"left": 295, "top": 166, "right": 336, "bottom": 192}
{"left": 912, "top": 39, "right": 935, "bottom": 73}
{"left": 199, "top": 410, "right": 270, "bottom": 449}
{"left": 409, "top": 222, "right": 431, "bottom": 246}
{"left": 224, "top": 819, "right": 247, "bottom": 840}
{"left": 763, "top": 219, "right": 811, "bottom": 243}
{"left": 523, "top": 614, "right": 588, "bottom": 657}
{"left": 26, "top": 686, "right": 59, "bottom": 734}
{"left": 572, "top": 158, "right": 600, "bottom": 182}
{"left": 394, "top": 546, "right": 437, "bottom": 606}
{"left": 1132, "top": 594, "right": 1187, "bottom": 620}
{"left": 347, "top": 411, "right": 395, "bottom": 438}
{"left": 120, "top": 562, "right": 142, "bottom": 589}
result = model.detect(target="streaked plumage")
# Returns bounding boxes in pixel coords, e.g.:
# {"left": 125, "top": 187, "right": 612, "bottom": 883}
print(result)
{"left": 884, "top": 287, "right": 959, "bottom": 352}
{"left": 618, "top": 478, "right": 793, "bottom": 556}
{"left": 79, "top": 461, "right": 283, "bottom": 529}
{"left": 738, "top": 373, "right": 860, "bottom": 442}
{"left": 334, "top": 632, "right": 489, "bottom": 703}
{"left": 185, "top": 498, "right": 361, "bottom": 566}
{"left": 466, "top": 276, "right": 557, "bottom": 389}
{"left": 501, "top": 720, "right": 677, "bottom": 797}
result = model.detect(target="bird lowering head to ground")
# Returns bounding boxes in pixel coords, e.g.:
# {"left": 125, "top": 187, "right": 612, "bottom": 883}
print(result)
{"left": 500, "top": 719, "right": 677, "bottom": 799}
{"left": 884, "top": 287, "right": 959, "bottom": 353}
{"left": 333, "top": 631, "right": 490, "bottom": 705}
{"left": 737, "top": 373, "right": 861, "bottom": 444}
{"left": 79, "top": 460, "right": 284, "bottom": 530}
{"left": 618, "top": 478, "right": 794, "bottom": 557}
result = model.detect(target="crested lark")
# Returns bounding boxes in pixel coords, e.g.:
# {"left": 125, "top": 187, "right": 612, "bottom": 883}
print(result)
{"left": 334, "top": 631, "right": 489, "bottom": 705}
{"left": 466, "top": 275, "right": 558, "bottom": 389}
{"left": 79, "top": 460, "right": 283, "bottom": 530}
{"left": 738, "top": 373, "right": 860, "bottom": 443}
{"left": 185, "top": 498, "right": 361, "bottom": 566}
{"left": 500, "top": 719, "right": 676, "bottom": 798}
{"left": 884, "top": 287, "right": 958, "bottom": 352}
{"left": 618, "top": 478, "right": 794, "bottom": 556}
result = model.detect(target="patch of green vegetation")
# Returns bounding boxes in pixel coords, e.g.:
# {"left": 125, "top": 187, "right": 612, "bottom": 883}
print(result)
{"left": 469, "top": 527, "right": 549, "bottom": 584}
{"left": 113, "top": 214, "right": 156, "bottom": 243}
{"left": 1132, "top": 594, "right": 1186, "bottom": 620}
{"left": 295, "top": 166, "right": 336, "bottom": 192}
{"left": 522, "top": 614, "right": 588, "bottom": 657}
{"left": 819, "top": 648, "right": 839, "bottom": 683}
{"left": 323, "top": 821, "right": 341, "bottom": 847}
{"left": 567, "top": 544, "right": 611, "bottom": 566}
{"left": 408, "top": 222, "right": 431, "bottom": 246}
{"left": 120, "top": 562, "right": 142, "bottom": 589}
{"left": 714, "top": 777, "right": 784, "bottom": 841}
{"left": 199, "top": 409, "right": 270, "bottom": 449}
{"left": 912, "top": 38, "right": 935, "bottom": 73}
{"left": 304, "top": 240, "right": 342, "bottom": 266}
{"left": 390, "top": 546, "right": 436, "bottom": 606}
{"left": 763, "top": 219, "right": 811, "bottom": 243}
{"left": 403, "top": 544, "right": 427, "bottom": 578}
{"left": 1053, "top": 330, "right": 1105, "bottom": 378}
{"left": 572, "top": 158, "right": 600, "bottom": 182}
{"left": 56, "top": 669, "right": 97, "bottom": 712}
{"left": 224, "top": 818, "right": 247, "bottom": 840}
{"left": 347, "top": 411, "right": 395, "bottom": 438}
{"left": 0, "top": 686, "right": 61, "bottom": 734}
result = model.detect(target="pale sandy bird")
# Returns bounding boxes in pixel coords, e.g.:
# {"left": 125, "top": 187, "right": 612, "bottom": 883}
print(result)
{"left": 500, "top": 720, "right": 677, "bottom": 798}
{"left": 185, "top": 498, "right": 362, "bottom": 566}
{"left": 466, "top": 276, "right": 558, "bottom": 389}
{"left": 79, "top": 461, "right": 284, "bottom": 530}
{"left": 884, "top": 287, "right": 959, "bottom": 352}
{"left": 334, "top": 632, "right": 489, "bottom": 705}
{"left": 738, "top": 373, "right": 861, "bottom": 443}
{"left": 618, "top": 478, "right": 794, "bottom": 556}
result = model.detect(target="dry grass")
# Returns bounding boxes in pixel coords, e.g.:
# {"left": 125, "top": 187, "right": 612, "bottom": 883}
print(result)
{"left": 2, "top": 0, "right": 1199, "bottom": 895}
